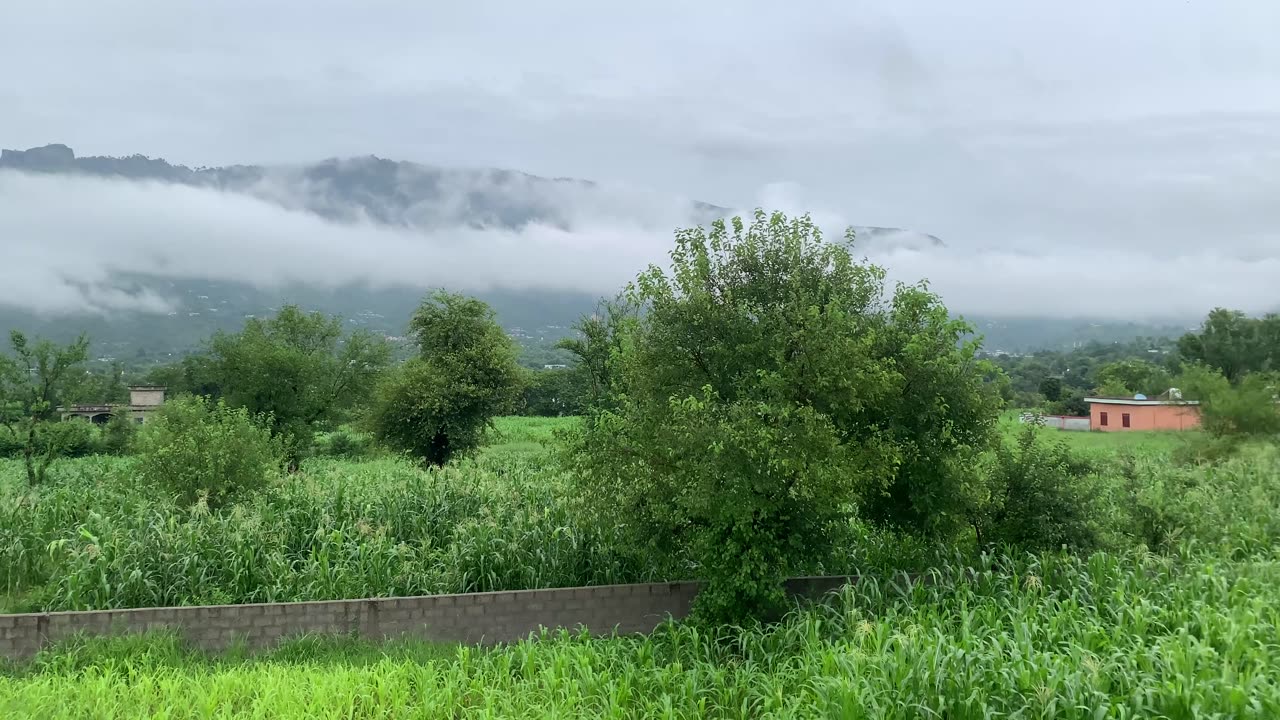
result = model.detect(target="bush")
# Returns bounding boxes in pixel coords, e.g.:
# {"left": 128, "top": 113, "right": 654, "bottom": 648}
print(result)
{"left": 36, "top": 421, "right": 98, "bottom": 459}
{"left": 315, "top": 427, "right": 373, "bottom": 458}
{"left": 972, "top": 427, "right": 1106, "bottom": 552}
{"left": 133, "top": 396, "right": 282, "bottom": 508}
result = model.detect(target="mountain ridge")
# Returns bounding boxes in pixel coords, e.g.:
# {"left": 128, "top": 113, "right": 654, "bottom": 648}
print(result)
{"left": 0, "top": 143, "right": 943, "bottom": 246}
{"left": 4, "top": 142, "right": 1183, "bottom": 360}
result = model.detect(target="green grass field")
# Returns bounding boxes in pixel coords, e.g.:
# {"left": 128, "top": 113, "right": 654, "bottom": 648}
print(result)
{"left": 3, "top": 416, "right": 1279, "bottom": 717}
{"left": 999, "top": 410, "right": 1192, "bottom": 456}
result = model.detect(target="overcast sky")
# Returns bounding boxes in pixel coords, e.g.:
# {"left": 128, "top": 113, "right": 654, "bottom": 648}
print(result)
{"left": 3, "top": 1, "right": 1279, "bottom": 318}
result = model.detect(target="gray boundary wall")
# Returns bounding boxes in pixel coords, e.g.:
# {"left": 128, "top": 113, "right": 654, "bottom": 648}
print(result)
{"left": 0, "top": 576, "right": 855, "bottom": 660}
{"left": 1020, "top": 413, "right": 1091, "bottom": 431}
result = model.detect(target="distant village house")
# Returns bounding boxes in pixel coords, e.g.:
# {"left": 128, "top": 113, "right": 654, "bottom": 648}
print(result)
{"left": 60, "top": 386, "right": 168, "bottom": 425}
{"left": 1083, "top": 390, "right": 1200, "bottom": 432}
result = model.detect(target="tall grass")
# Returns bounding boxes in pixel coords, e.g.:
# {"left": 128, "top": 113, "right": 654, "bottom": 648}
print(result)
{"left": 4, "top": 424, "right": 1279, "bottom": 613}
{"left": 1, "top": 454, "right": 659, "bottom": 611}
{"left": 3, "top": 548, "right": 1278, "bottom": 718}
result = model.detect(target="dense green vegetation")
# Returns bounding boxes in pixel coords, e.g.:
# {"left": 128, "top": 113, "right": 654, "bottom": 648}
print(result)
{"left": 4, "top": 212, "right": 1280, "bottom": 716}
{"left": 3, "top": 434, "right": 1280, "bottom": 716}
{"left": 565, "top": 212, "right": 1003, "bottom": 622}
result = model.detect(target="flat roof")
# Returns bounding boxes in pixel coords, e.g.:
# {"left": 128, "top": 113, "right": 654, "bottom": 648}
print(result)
{"left": 128, "top": 385, "right": 168, "bottom": 390}
{"left": 1084, "top": 397, "right": 1200, "bottom": 406}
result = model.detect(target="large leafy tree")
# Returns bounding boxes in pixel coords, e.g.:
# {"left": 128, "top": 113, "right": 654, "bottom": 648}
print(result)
{"left": 0, "top": 331, "right": 90, "bottom": 486}
{"left": 368, "top": 291, "right": 523, "bottom": 466}
{"left": 206, "top": 306, "right": 391, "bottom": 462}
{"left": 565, "top": 211, "right": 1002, "bottom": 623}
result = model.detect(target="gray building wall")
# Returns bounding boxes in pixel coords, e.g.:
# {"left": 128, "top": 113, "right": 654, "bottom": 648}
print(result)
{"left": 1020, "top": 413, "right": 1090, "bottom": 432}
{"left": 0, "top": 577, "right": 858, "bottom": 660}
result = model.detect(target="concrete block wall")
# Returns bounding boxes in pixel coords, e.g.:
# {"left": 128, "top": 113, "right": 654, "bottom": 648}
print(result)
{"left": 2, "top": 578, "right": 863, "bottom": 661}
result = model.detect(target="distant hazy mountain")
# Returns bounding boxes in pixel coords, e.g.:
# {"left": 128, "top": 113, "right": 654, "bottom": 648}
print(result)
{"left": 2, "top": 143, "right": 1176, "bottom": 361}
{"left": 1, "top": 143, "right": 939, "bottom": 243}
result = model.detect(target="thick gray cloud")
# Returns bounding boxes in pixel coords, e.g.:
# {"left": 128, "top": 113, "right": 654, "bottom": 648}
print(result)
{"left": 0, "top": 170, "right": 678, "bottom": 314}
{"left": 2, "top": 0, "right": 1279, "bottom": 318}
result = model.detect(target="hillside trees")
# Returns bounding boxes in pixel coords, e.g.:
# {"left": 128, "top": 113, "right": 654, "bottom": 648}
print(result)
{"left": 0, "top": 331, "right": 90, "bottom": 485}
{"left": 368, "top": 291, "right": 523, "bottom": 466}
{"left": 204, "top": 306, "right": 391, "bottom": 463}
{"left": 1178, "top": 309, "right": 1280, "bottom": 382}
{"left": 564, "top": 211, "right": 1002, "bottom": 623}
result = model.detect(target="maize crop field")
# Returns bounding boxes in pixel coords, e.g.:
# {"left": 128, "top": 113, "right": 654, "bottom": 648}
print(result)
{"left": 2, "top": 418, "right": 1279, "bottom": 717}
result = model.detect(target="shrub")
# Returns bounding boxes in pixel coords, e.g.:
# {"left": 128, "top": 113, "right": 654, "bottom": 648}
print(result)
{"left": 315, "top": 427, "right": 373, "bottom": 458}
{"left": 36, "top": 420, "right": 98, "bottom": 459}
{"left": 133, "top": 396, "right": 282, "bottom": 508}
{"left": 973, "top": 426, "right": 1106, "bottom": 552}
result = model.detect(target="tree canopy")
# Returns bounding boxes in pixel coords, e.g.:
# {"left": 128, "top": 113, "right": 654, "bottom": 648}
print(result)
{"left": 0, "top": 331, "right": 90, "bottom": 485}
{"left": 368, "top": 291, "right": 523, "bottom": 466}
{"left": 1177, "top": 309, "right": 1280, "bottom": 383}
{"left": 205, "top": 306, "right": 391, "bottom": 461}
{"left": 565, "top": 211, "right": 1002, "bottom": 622}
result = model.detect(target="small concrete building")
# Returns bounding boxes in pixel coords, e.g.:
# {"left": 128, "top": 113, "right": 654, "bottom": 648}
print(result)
{"left": 1084, "top": 392, "right": 1200, "bottom": 431}
{"left": 61, "top": 386, "right": 167, "bottom": 425}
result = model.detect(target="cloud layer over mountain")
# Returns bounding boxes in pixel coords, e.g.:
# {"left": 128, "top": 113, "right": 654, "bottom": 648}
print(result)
{"left": 2, "top": 154, "right": 1277, "bottom": 320}
{"left": 2, "top": 1, "right": 1279, "bottom": 320}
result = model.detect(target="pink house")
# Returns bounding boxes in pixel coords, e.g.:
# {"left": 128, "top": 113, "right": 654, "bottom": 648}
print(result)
{"left": 1084, "top": 395, "right": 1200, "bottom": 432}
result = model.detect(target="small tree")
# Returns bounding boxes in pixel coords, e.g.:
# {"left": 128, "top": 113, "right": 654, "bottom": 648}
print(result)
{"left": 973, "top": 426, "right": 1104, "bottom": 551}
{"left": 1038, "top": 376, "right": 1063, "bottom": 402}
{"left": 565, "top": 211, "right": 1001, "bottom": 623}
{"left": 368, "top": 291, "right": 523, "bottom": 466}
{"left": 0, "top": 331, "right": 90, "bottom": 486}
{"left": 134, "top": 395, "right": 282, "bottom": 508}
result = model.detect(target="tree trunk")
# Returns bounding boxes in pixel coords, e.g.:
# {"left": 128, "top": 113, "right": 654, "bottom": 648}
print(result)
{"left": 22, "top": 422, "right": 37, "bottom": 487}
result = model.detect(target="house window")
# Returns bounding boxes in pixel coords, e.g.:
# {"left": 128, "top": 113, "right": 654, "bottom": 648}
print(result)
{"left": 1122, "top": 413, "right": 1131, "bottom": 428}
{"left": 1100, "top": 412, "right": 1108, "bottom": 427}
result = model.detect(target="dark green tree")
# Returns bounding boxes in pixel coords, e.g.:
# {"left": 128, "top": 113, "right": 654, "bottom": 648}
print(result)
{"left": 0, "top": 331, "right": 90, "bottom": 486}
{"left": 521, "top": 368, "right": 588, "bottom": 417}
{"left": 367, "top": 291, "right": 523, "bottom": 466}
{"left": 206, "top": 306, "right": 391, "bottom": 464}
{"left": 565, "top": 211, "right": 1002, "bottom": 623}
{"left": 973, "top": 426, "right": 1104, "bottom": 551}
{"left": 556, "top": 299, "right": 638, "bottom": 410}
{"left": 1038, "top": 376, "right": 1063, "bottom": 402}
{"left": 142, "top": 354, "right": 221, "bottom": 399}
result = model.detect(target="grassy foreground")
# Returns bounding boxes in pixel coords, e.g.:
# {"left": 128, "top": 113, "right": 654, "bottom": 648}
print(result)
{"left": 3, "top": 550, "right": 1278, "bottom": 718}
